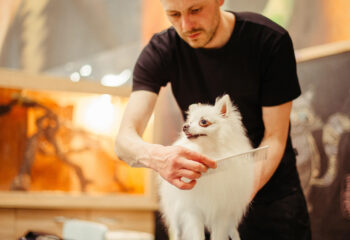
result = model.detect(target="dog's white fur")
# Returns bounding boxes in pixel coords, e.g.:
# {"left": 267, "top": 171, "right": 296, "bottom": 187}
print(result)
{"left": 158, "top": 95, "right": 254, "bottom": 240}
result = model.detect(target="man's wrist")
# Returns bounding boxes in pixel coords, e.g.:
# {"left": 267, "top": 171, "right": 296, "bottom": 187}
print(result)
{"left": 136, "top": 143, "right": 164, "bottom": 170}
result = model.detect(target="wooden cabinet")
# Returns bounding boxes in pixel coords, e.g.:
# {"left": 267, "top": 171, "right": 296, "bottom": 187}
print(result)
{"left": 0, "top": 69, "right": 158, "bottom": 239}
{"left": 0, "top": 208, "right": 155, "bottom": 239}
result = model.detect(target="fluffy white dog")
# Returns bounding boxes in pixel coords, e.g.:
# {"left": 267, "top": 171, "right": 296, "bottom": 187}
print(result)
{"left": 158, "top": 94, "right": 254, "bottom": 240}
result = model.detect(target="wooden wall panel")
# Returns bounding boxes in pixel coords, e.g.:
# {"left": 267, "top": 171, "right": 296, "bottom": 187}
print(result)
{"left": 0, "top": 209, "right": 15, "bottom": 239}
{"left": 0, "top": 208, "right": 154, "bottom": 238}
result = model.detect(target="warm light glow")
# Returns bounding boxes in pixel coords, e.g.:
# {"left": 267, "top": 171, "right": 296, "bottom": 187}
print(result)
{"left": 100, "top": 69, "right": 131, "bottom": 87}
{"left": 0, "top": 88, "right": 149, "bottom": 195}
{"left": 75, "top": 94, "right": 116, "bottom": 136}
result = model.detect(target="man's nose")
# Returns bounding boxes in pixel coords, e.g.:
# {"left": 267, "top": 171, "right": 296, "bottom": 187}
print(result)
{"left": 181, "top": 15, "right": 194, "bottom": 32}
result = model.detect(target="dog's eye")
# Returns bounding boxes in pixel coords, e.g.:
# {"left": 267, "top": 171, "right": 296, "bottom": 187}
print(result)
{"left": 199, "top": 119, "right": 211, "bottom": 127}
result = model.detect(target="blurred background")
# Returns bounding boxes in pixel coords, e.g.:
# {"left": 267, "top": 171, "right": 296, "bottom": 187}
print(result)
{"left": 1, "top": 0, "right": 350, "bottom": 74}
{"left": 0, "top": 0, "right": 349, "bottom": 239}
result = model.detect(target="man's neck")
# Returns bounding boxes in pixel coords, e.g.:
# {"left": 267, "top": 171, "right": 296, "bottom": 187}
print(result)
{"left": 204, "top": 10, "right": 235, "bottom": 49}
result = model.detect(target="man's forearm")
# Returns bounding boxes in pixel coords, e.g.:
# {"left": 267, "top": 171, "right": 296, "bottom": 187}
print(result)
{"left": 115, "top": 129, "right": 162, "bottom": 168}
{"left": 251, "top": 135, "right": 286, "bottom": 198}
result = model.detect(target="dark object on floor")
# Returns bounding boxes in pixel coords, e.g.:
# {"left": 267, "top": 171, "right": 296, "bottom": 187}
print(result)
{"left": 18, "top": 231, "right": 62, "bottom": 240}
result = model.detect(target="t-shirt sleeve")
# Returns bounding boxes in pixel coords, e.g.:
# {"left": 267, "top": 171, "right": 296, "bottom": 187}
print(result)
{"left": 261, "top": 33, "right": 301, "bottom": 106}
{"left": 132, "top": 35, "right": 170, "bottom": 94}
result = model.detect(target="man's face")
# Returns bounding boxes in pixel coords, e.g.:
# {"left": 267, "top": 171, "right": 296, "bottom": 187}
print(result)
{"left": 161, "top": 0, "right": 223, "bottom": 48}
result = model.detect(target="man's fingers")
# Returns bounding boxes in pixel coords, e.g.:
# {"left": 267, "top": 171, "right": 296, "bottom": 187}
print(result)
{"left": 156, "top": 145, "right": 217, "bottom": 190}
{"left": 173, "top": 178, "right": 196, "bottom": 190}
{"left": 181, "top": 148, "right": 217, "bottom": 169}
{"left": 178, "top": 169, "right": 202, "bottom": 180}
{"left": 179, "top": 158, "right": 208, "bottom": 173}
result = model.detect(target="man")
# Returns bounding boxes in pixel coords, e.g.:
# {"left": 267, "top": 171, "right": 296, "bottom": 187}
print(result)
{"left": 115, "top": 0, "right": 311, "bottom": 239}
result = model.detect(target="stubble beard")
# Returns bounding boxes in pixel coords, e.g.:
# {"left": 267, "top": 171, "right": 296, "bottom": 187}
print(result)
{"left": 182, "top": 12, "right": 220, "bottom": 48}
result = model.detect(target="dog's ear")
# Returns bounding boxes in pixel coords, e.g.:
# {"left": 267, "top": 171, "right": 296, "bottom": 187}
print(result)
{"left": 215, "top": 94, "right": 233, "bottom": 117}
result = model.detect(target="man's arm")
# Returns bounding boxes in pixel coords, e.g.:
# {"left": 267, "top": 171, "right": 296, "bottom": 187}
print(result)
{"left": 115, "top": 90, "right": 216, "bottom": 190}
{"left": 251, "top": 101, "right": 292, "bottom": 198}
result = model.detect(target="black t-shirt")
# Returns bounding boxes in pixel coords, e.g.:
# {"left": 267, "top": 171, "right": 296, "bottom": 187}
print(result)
{"left": 133, "top": 12, "right": 301, "bottom": 202}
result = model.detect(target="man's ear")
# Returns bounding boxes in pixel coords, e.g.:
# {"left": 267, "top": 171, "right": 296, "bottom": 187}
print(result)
{"left": 215, "top": 94, "right": 233, "bottom": 117}
{"left": 217, "top": 0, "right": 225, "bottom": 7}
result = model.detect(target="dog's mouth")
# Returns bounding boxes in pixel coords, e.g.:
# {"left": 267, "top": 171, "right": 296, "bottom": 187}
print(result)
{"left": 186, "top": 133, "right": 207, "bottom": 139}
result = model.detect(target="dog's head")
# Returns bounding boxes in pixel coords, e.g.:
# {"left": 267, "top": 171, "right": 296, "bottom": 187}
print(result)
{"left": 182, "top": 94, "right": 243, "bottom": 143}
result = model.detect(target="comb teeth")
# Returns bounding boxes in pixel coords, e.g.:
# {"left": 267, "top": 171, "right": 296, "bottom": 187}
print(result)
{"left": 205, "top": 146, "right": 269, "bottom": 176}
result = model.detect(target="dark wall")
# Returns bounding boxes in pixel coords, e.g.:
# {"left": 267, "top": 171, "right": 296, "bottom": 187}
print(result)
{"left": 292, "top": 51, "right": 350, "bottom": 240}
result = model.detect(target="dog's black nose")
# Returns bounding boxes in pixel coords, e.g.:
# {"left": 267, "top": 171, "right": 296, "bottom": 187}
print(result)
{"left": 183, "top": 124, "right": 190, "bottom": 132}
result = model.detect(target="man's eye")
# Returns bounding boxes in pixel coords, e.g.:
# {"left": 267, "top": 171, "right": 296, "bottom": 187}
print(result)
{"left": 191, "top": 8, "right": 201, "bottom": 14}
{"left": 169, "top": 13, "right": 180, "bottom": 18}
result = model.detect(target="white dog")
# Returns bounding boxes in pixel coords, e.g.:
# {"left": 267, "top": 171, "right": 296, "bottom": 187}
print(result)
{"left": 158, "top": 94, "right": 254, "bottom": 240}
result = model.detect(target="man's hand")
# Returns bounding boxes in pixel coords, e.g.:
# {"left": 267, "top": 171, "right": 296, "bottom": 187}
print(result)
{"left": 115, "top": 90, "right": 216, "bottom": 190}
{"left": 148, "top": 145, "right": 217, "bottom": 190}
